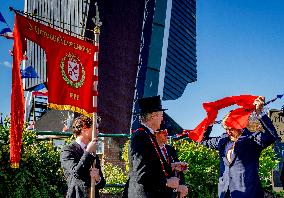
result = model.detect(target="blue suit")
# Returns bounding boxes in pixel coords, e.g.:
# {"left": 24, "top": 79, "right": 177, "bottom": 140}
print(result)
{"left": 201, "top": 115, "right": 279, "bottom": 198}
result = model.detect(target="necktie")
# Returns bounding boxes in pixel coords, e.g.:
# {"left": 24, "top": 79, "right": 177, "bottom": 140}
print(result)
{"left": 162, "top": 146, "right": 170, "bottom": 164}
{"left": 226, "top": 142, "right": 235, "bottom": 163}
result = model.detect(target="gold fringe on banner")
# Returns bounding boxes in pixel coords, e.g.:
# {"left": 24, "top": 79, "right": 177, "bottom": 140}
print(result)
{"left": 11, "top": 162, "right": 19, "bottom": 169}
{"left": 48, "top": 103, "right": 94, "bottom": 118}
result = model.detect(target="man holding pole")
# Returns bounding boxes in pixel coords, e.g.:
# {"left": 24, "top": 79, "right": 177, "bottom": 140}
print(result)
{"left": 61, "top": 115, "right": 105, "bottom": 198}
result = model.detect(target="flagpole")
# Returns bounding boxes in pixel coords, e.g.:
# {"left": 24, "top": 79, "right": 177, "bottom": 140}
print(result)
{"left": 90, "top": 3, "right": 101, "bottom": 198}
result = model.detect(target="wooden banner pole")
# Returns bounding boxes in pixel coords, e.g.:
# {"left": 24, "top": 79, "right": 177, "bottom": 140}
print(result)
{"left": 90, "top": 3, "right": 101, "bottom": 198}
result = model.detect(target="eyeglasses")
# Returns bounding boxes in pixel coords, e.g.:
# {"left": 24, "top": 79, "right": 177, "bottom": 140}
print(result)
{"left": 223, "top": 127, "right": 234, "bottom": 132}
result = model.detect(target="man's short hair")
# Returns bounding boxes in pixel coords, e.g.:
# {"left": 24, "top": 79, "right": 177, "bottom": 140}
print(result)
{"left": 140, "top": 112, "right": 152, "bottom": 122}
{"left": 72, "top": 115, "right": 92, "bottom": 137}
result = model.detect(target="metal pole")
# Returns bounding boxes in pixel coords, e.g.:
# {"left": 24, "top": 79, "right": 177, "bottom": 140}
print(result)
{"left": 33, "top": 95, "right": 36, "bottom": 122}
{"left": 90, "top": 3, "right": 101, "bottom": 198}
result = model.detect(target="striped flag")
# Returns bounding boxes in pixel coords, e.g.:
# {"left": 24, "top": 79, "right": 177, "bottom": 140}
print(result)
{"left": 0, "top": 11, "right": 7, "bottom": 24}
{"left": 20, "top": 65, "right": 38, "bottom": 78}
{"left": 0, "top": 27, "right": 13, "bottom": 39}
{"left": 0, "top": 12, "right": 13, "bottom": 39}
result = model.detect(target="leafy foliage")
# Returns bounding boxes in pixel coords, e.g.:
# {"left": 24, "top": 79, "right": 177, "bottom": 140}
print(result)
{"left": 101, "top": 162, "right": 128, "bottom": 194}
{"left": 121, "top": 140, "right": 129, "bottom": 172}
{"left": 259, "top": 145, "right": 284, "bottom": 197}
{"left": 173, "top": 140, "right": 219, "bottom": 198}
{"left": 0, "top": 120, "right": 67, "bottom": 198}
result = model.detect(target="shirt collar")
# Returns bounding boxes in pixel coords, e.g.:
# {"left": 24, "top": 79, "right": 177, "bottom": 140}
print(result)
{"left": 141, "top": 122, "right": 154, "bottom": 134}
{"left": 75, "top": 137, "right": 87, "bottom": 150}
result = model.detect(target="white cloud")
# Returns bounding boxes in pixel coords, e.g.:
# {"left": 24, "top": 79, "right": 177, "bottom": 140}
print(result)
{"left": 0, "top": 61, "right": 12, "bottom": 68}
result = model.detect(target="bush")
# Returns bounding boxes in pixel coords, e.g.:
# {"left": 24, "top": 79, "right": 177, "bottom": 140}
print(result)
{"left": 259, "top": 145, "right": 284, "bottom": 197}
{"left": 173, "top": 140, "right": 219, "bottom": 198}
{"left": 101, "top": 162, "right": 128, "bottom": 194}
{"left": 121, "top": 140, "right": 129, "bottom": 172}
{"left": 0, "top": 120, "right": 67, "bottom": 198}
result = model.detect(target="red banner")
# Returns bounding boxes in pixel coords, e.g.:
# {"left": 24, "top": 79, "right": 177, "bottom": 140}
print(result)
{"left": 10, "top": 14, "right": 25, "bottom": 168}
{"left": 11, "top": 13, "right": 98, "bottom": 167}
{"left": 15, "top": 13, "right": 98, "bottom": 116}
{"left": 189, "top": 95, "right": 258, "bottom": 142}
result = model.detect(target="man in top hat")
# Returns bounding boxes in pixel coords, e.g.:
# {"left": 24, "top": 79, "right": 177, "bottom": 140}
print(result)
{"left": 127, "top": 95, "right": 180, "bottom": 198}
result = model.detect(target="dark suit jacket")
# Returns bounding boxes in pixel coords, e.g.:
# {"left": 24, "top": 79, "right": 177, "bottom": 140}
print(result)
{"left": 280, "top": 162, "right": 284, "bottom": 188}
{"left": 60, "top": 141, "right": 106, "bottom": 198}
{"left": 165, "top": 144, "right": 185, "bottom": 185}
{"left": 201, "top": 114, "right": 279, "bottom": 198}
{"left": 127, "top": 125, "right": 174, "bottom": 198}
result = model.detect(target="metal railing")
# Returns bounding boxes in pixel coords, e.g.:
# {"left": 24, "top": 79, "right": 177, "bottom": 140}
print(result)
{"left": 36, "top": 131, "right": 130, "bottom": 138}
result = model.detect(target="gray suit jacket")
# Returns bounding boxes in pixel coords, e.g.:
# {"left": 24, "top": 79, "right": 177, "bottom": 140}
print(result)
{"left": 61, "top": 141, "right": 105, "bottom": 198}
{"left": 201, "top": 114, "right": 279, "bottom": 198}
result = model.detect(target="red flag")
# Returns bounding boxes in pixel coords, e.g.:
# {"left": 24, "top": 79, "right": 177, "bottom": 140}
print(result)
{"left": 10, "top": 13, "right": 98, "bottom": 168}
{"left": 10, "top": 14, "right": 25, "bottom": 168}
{"left": 189, "top": 95, "right": 258, "bottom": 142}
{"left": 14, "top": 13, "right": 98, "bottom": 117}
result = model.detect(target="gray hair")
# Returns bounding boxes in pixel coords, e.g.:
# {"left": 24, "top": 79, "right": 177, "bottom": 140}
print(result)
{"left": 140, "top": 112, "right": 152, "bottom": 122}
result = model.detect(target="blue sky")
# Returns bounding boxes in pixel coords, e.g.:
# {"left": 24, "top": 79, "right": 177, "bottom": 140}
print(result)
{"left": 1, "top": 1, "right": 284, "bottom": 136}
{"left": 0, "top": 1, "right": 23, "bottom": 117}
{"left": 164, "top": 0, "right": 284, "bottom": 135}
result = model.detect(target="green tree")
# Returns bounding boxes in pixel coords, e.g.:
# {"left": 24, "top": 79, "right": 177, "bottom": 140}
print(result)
{"left": 173, "top": 140, "right": 219, "bottom": 198}
{"left": 0, "top": 119, "right": 67, "bottom": 198}
{"left": 101, "top": 162, "right": 128, "bottom": 194}
{"left": 259, "top": 144, "right": 283, "bottom": 197}
{"left": 121, "top": 140, "right": 129, "bottom": 172}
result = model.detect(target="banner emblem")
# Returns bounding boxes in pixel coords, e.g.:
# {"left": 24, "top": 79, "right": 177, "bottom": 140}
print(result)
{"left": 60, "top": 53, "right": 85, "bottom": 88}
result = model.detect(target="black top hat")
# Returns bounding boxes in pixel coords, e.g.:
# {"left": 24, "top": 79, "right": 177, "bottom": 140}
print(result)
{"left": 138, "top": 95, "right": 167, "bottom": 114}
